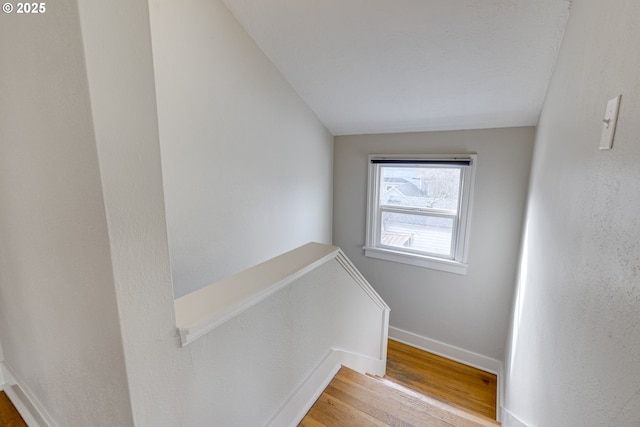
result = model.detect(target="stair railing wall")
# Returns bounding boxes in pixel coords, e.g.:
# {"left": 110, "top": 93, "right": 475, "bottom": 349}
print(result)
{"left": 173, "top": 242, "right": 390, "bottom": 427}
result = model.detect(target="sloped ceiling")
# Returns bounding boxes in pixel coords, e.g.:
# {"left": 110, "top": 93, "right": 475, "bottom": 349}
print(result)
{"left": 222, "top": 0, "right": 572, "bottom": 135}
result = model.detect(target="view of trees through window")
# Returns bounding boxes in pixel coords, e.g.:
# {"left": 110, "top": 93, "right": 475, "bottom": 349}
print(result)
{"left": 379, "top": 166, "right": 462, "bottom": 257}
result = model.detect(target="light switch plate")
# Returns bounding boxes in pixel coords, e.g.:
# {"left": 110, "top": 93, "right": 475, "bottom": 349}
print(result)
{"left": 600, "top": 94, "right": 621, "bottom": 150}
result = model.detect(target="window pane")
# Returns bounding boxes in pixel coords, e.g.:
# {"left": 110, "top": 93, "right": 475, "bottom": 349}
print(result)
{"left": 381, "top": 212, "right": 454, "bottom": 256}
{"left": 380, "top": 166, "right": 461, "bottom": 211}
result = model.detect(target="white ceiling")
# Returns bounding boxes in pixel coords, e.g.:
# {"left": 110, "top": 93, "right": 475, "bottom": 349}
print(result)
{"left": 222, "top": 0, "right": 572, "bottom": 136}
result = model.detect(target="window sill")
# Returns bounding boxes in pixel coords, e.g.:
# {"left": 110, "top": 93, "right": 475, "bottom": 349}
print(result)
{"left": 363, "top": 246, "right": 468, "bottom": 275}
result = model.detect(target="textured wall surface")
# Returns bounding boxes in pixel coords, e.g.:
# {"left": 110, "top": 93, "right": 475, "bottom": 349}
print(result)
{"left": 78, "top": 0, "right": 376, "bottom": 426}
{"left": 0, "top": 1, "right": 134, "bottom": 425}
{"left": 150, "top": 0, "right": 334, "bottom": 297}
{"left": 333, "top": 128, "right": 534, "bottom": 361}
{"left": 503, "top": 0, "right": 640, "bottom": 425}
{"left": 76, "top": 0, "right": 177, "bottom": 425}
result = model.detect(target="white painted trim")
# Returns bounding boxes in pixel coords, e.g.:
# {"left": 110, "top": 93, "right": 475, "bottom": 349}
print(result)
{"left": 496, "top": 365, "right": 504, "bottom": 422}
{"left": 363, "top": 246, "right": 469, "bottom": 274}
{"left": 388, "top": 326, "right": 502, "bottom": 374}
{"left": 334, "top": 249, "right": 391, "bottom": 362}
{"left": 266, "top": 350, "right": 341, "bottom": 427}
{"left": 335, "top": 249, "right": 390, "bottom": 313}
{"left": 264, "top": 248, "right": 390, "bottom": 426}
{"left": 500, "top": 407, "right": 532, "bottom": 427}
{"left": 176, "top": 243, "right": 391, "bottom": 348}
{"left": 1, "top": 361, "right": 56, "bottom": 427}
{"left": 265, "top": 349, "right": 387, "bottom": 427}
{"left": 175, "top": 243, "right": 341, "bottom": 346}
{"left": 364, "top": 153, "right": 477, "bottom": 275}
{"left": 175, "top": 242, "right": 391, "bottom": 426}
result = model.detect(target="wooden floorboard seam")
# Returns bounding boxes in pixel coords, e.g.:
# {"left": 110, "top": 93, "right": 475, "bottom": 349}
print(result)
{"left": 300, "top": 339, "right": 499, "bottom": 426}
{"left": 299, "top": 366, "right": 499, "bottom": 427}
{"left": 385, "top": 339, "right": 498, "bottom": 420}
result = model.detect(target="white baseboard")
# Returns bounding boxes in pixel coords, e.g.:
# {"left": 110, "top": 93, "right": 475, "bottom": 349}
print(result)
{"left": 500, "top": 407, "right": 532, "bottom": 427}
{"left": 266, "top": 348, "right": 386, "bottom": 427}
{"left": 1, "top": 361, "right": 55, "bottom": 427}
{"left": 388, "top": 326, "right": 503, "bottom": 375}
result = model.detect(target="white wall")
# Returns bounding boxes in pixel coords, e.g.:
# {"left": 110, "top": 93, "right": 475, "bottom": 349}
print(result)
{"left": 0, "top": 2, "right": 134, "bottom": 425}
{"left": 75, "top": 0, "right": 352, "bottom": 426}
{"left": 503, "top": 0, "right": 640, "bottom": 426}
{"left": 175, "top": 253, "right": 388, "bottom": 427}
{"left": 334, "top": 128, "right": 534, "bottom": 362}
{"left": 149, "top": 0, "right": 334, "bottom": 297}
{"left": 0, "top": 340, "right": 4, "bottom": 386}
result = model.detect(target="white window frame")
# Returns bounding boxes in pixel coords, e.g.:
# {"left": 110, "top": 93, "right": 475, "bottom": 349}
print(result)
{"left": 364, "top": 154, "right": 477, "bottom": 275}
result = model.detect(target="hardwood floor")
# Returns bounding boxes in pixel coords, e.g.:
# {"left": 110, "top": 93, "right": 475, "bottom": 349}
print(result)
{"left": 385, "top": 340, "right": 497, "bottom": 420}
{"left": 300, "top": 366, "right": 498, "bottom": 427}
{"left": 300, "top": 340, "right": 499, "bottom": 426}
{"left": 0, "top": 391, "right": 27, "bottom": 427}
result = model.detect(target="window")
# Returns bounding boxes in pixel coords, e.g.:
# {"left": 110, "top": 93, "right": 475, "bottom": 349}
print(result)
{"left": 364, "top": 154, "right": 477, "bottom": 274}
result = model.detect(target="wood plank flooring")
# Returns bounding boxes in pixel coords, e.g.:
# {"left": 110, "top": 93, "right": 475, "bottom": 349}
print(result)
{"left": 0, "top": 391, "right": 27, "bottom": 427}
{"left": 385, "top": 340, "right": 497, "bottom": 420}
{"left": 300, "top": 366, "right": 498, "bottom": 427}
{"left": 300, "top": 340, "right": 499, "bottom": 426}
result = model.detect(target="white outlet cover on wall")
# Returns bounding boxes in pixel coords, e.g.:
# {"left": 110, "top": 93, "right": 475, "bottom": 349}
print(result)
{"left": 599, "top": 95, "right": 621, "bottom": 150}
